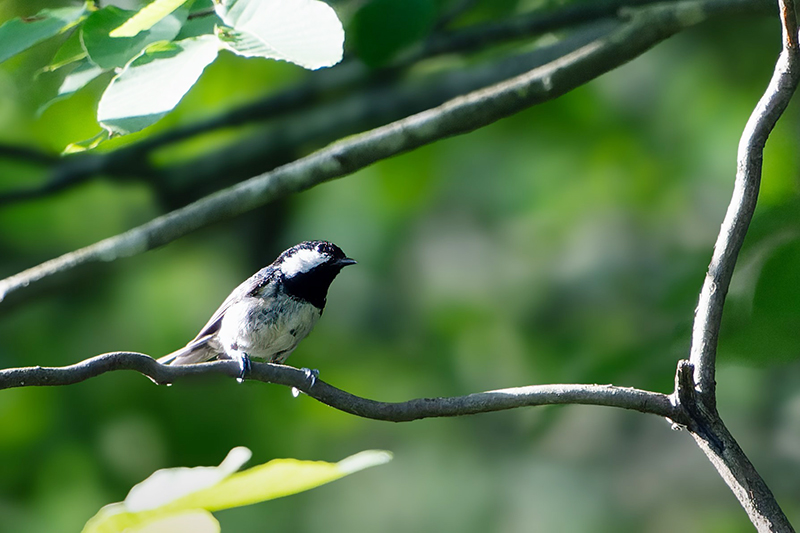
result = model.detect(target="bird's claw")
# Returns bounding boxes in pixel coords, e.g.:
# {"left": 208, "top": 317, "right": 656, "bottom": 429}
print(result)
{"left": 302, "top": 367, "right": 320, "bottom": 388}
{"left": 292, "top": 368, "right": 320, "bottom": 397}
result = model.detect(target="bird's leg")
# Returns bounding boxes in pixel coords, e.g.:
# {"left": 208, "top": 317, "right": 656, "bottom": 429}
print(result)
{"left": 233, "top": 352, "right": 251, "bottom": 383}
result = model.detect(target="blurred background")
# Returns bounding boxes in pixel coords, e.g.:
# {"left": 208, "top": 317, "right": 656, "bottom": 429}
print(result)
{"left": 1, "top": 0, "right": 799, "bottom": 531}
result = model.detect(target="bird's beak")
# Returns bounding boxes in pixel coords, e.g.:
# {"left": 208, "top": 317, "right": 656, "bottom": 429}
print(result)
{"left": 337, "top": 258, "right": 357, "bottom": 267}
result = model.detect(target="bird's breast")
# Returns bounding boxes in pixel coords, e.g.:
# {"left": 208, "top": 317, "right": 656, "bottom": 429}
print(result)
{"left": 218, "top": 295, "right": 321, "bottom": 362}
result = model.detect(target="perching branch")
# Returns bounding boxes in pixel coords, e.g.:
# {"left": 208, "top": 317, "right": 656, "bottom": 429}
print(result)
{"left": 0, "top": 0, "right": 759, "bottom": 303}
{"left": 0, "top": 352, "right": 680, "bottom": 422}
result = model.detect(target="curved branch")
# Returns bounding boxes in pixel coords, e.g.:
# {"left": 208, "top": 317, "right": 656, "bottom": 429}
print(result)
{"left": 0, "top": 352, "right": 680, "bottom": 422}
{"left": 0, "top": 1, "right": 740, "bottom": 303}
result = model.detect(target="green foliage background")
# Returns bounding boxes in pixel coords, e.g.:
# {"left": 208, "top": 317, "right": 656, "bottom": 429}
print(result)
{"left": 1, "top": 1, "right": 800, "bottom": 531}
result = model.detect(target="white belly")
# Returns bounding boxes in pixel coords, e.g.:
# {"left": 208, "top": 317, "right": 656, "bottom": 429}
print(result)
{"left": 217, "top": 296, "right": 322, "bottom": 363}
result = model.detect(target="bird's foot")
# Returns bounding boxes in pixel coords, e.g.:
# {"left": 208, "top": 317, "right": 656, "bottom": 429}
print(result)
{"left": 291, "top": 368, "right": 320, "bottom": 397}
{"left": 302, "top": 367, "right": 320, "bottom": 387}
{"left": 236, "top": 354, "right": 251, "bottom": 383}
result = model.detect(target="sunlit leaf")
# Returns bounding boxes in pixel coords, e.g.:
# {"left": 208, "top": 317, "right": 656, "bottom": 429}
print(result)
{"left": 110, "top": 0, "right": 192, "bottom": 38}
{"left": 97, "top": 36, "right": 219, "bottom": 135}
{"left": 0, "top": 4, "right": 89, "bottom": 64}
{"left": 126, "top": 446, "right": 252, "bottom": 512}
{"left": 81, "top": 5, "right": 187, "bottom": 69}
{"left": 215, "top": 0, "right": 344, "bottom": 69}
{"left": 82, "top": 448, "right": 392, "bottom": 533}
{"left": 167, "top": 449, "right": 393, "bottom": 511}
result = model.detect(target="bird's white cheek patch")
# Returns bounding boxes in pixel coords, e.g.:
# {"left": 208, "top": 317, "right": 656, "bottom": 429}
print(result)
{"left": 280, "top": 248, "right": 327, "bottom": 277}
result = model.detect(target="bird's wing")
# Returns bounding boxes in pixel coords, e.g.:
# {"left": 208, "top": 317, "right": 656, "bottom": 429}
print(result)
{"left": 157, "top": 334, "right": 217, "bottom": 365}
{"left": 190, "top": 265, "right": 275, "bottom": 342}
{"left": 158, "top": 266, "right": 276, "bottom": 365}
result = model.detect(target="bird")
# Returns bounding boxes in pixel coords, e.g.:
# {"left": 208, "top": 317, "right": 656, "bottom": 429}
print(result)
{"left": 158, "top": 240, "right": 356, "bottom": 382}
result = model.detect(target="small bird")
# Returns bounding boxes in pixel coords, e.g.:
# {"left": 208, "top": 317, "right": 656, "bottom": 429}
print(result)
{"left": 158, "top": 240, "right": 356, "bottom": 381}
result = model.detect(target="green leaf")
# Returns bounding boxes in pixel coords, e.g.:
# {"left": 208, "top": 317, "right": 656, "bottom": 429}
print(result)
{"left": 110, "top": 0, "right": 192, "bottom": 38}
{"left": 84, "top": 507, "right": 220, "bottom": 533}
{"left": 215, "top": 0, "right": 344, "bottom": 70}
{"left": 349, "top": 0, "right": 437, "bottom": 67}
{"left": 44, "top": 28, "right": 86, "bottom": 72}
{"left": 63, "top": 130, "right": 110, "bottom": 154}
{"left": 125, "top": 510, "right": 220, "bottom": 533}
{"left": 97, "top": 36, "right": 220, "bottom": 135}
{"left": 82, "top": 448, "right": 392, "bottom": 533}
{"left": 0, "top": 4, "right": 89, "bottom": 64}
{"left": 167, "top": 449, "right": 392, "bottom": 511}
{"left": 81, "top": 5, "right": 187, "bottom": 69}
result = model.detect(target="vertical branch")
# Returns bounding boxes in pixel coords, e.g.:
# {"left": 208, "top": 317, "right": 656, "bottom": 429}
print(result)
{"left": 688, "top": 0, "right": 800, "bottom": 405}
{"left": 676, "top": 1, "right": 799, "bottom": 531}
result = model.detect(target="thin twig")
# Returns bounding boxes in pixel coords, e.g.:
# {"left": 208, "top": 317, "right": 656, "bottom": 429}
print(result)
{"left": 0, "top": 352, "right": 680, "bottom": 422}
{"left": 0, "top": 1, "right": 737, "bottom": 303}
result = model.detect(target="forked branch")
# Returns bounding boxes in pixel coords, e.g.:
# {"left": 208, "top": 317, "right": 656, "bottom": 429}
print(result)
{"left": 677, "top": 0, "right": 799, "bottom": 530}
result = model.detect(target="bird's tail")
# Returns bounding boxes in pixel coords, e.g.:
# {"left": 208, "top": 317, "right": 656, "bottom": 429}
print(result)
{"left": 158, "top": 336, "right": 218, "bottom": 366}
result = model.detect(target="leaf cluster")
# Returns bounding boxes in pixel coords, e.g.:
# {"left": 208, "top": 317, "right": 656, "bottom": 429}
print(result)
{"left": 0, "top": 0, "right": 344, "bottom": 142}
